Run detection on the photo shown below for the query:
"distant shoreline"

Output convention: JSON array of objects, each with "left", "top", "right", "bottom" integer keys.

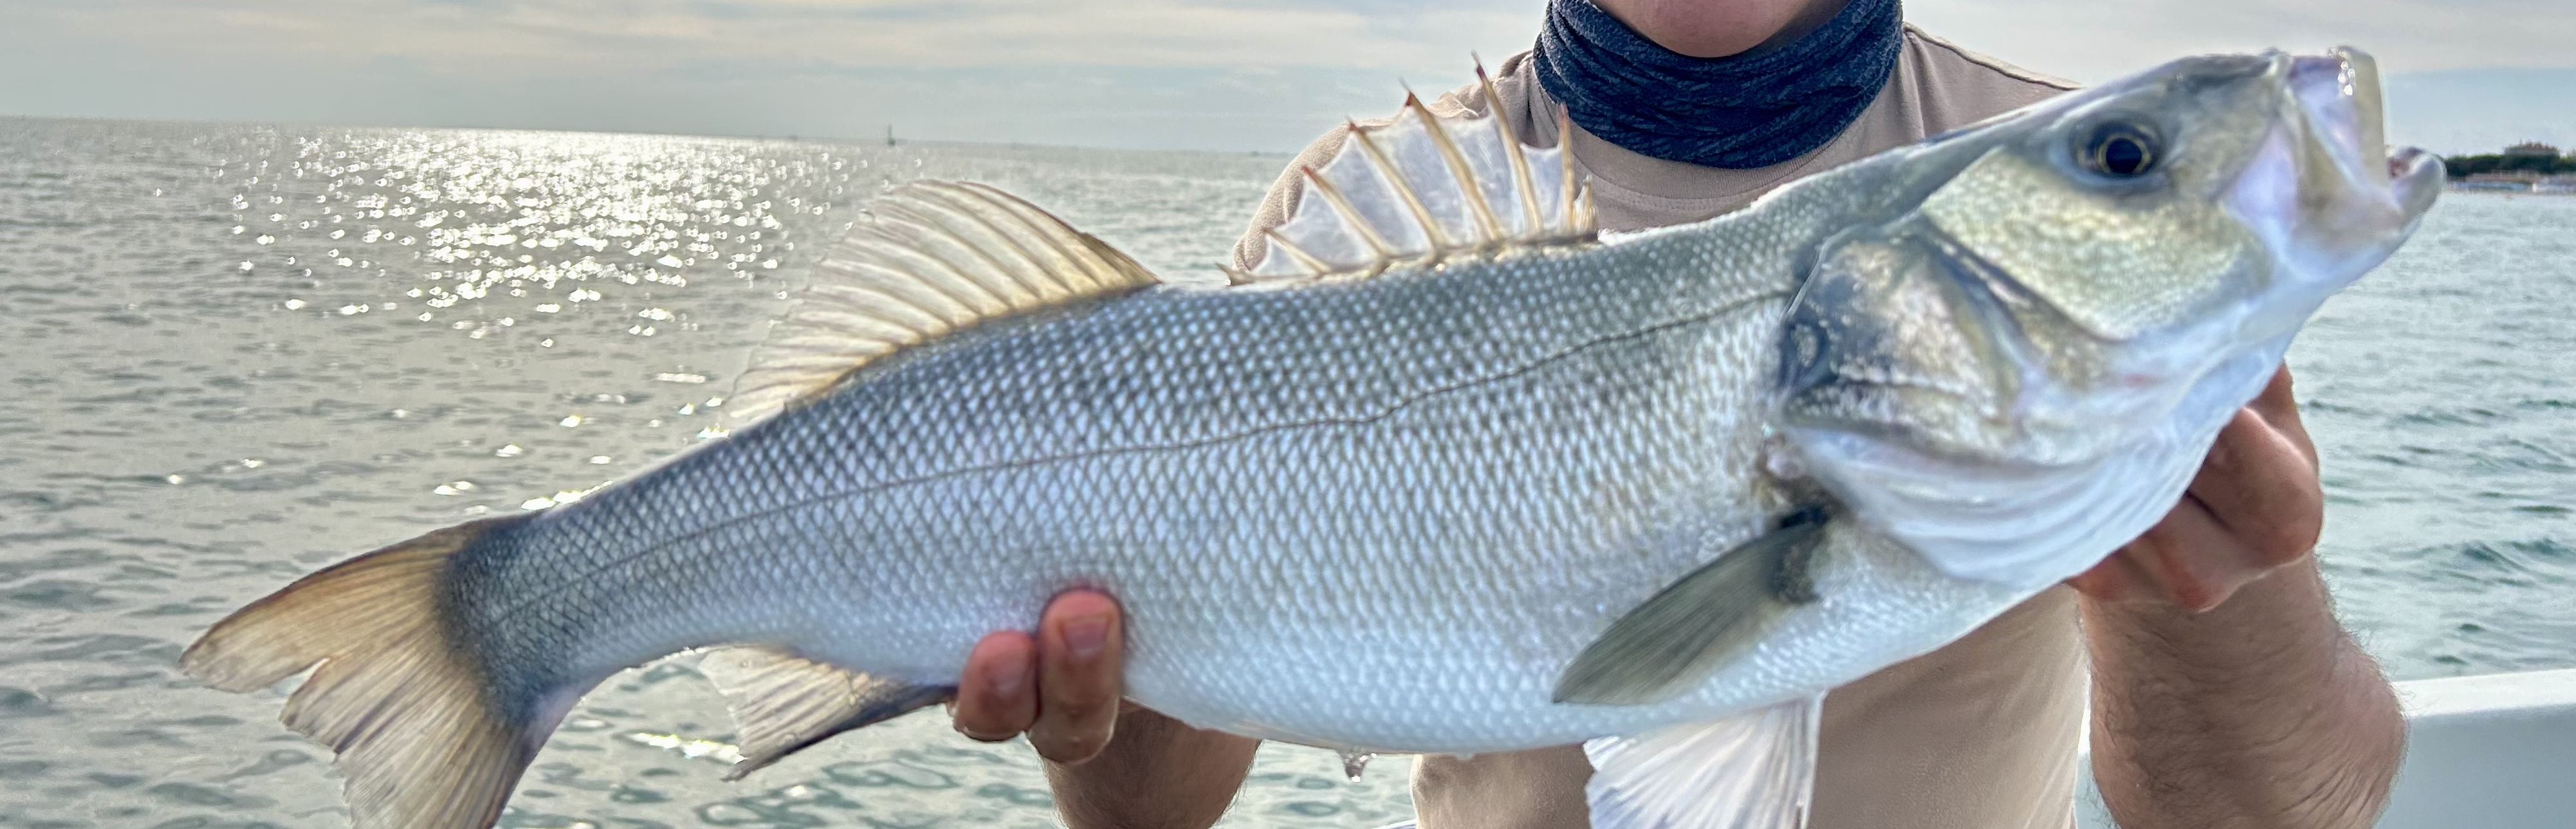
[
  {"left": 2448, "top": 181, "right": 2576, "bottom": 196},
  {"left": 2443, "top": 144, "right": 2573, "bottom": 196}
]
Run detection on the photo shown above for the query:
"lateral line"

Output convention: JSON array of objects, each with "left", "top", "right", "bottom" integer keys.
[{"left": 493, "top": 288, "right": 1795, "bottom": 626}]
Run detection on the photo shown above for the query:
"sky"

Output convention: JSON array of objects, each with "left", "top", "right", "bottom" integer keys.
[{"left": 3, "top": 0, "right": 2571, "bottom": 154}]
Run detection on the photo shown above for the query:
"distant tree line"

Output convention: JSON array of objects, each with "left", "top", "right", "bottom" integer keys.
[{"left": 2443, "top": 153, "right": 2576, "bottom": 178}]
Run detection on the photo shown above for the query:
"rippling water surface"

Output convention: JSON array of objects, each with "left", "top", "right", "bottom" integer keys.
[{"left": 0, "top": 117, "right": 2567, "bottom": 828}]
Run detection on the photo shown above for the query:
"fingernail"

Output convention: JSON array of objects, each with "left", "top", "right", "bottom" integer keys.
[
  {"left": 988, "top": 655, "right": 1028, "bottom": 698},
  {"left": 1063, "top": 614, "right": 1110, "bottom": 661}
]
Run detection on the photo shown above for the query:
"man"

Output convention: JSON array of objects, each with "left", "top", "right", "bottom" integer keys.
[{"left": 945, "top": 1, "right": 2406, "bottom": 827}]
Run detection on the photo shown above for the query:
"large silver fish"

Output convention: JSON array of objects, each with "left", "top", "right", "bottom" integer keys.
[{"left": 183, "top": 47, "right": 2438, "bottom": 829}]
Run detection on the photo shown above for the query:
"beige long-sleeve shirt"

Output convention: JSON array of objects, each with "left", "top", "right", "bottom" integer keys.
[{"left": 1230, "top": 27, "right": 2092, "bottom": 829}]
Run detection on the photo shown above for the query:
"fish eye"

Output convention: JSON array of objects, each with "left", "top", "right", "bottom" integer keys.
[{"left": 2079, "top": 122, "right": 2159, "bottom": 178}]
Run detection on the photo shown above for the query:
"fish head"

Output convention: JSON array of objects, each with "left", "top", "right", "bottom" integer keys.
[{"left": 1772, "top": 47, "right": 2440, "bottom": 588}]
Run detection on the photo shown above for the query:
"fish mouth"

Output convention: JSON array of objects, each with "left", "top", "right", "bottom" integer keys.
[{"left": 2289, "top": 47, "right": 2442, "bottom": 222}]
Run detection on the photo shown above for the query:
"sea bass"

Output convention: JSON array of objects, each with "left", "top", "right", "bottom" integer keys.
[{"left": 184, "top": 48, "right": 2439, "bottom": 829}]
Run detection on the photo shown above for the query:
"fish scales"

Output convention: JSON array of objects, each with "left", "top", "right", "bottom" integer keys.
[{"left": 453, "top": 219, "right": 1829, "bottom": 750}]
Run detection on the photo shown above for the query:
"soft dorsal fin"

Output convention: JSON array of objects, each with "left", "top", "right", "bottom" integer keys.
[
  {"left": 726, "top": 180, "right": 1162, "bottom": 426},
  {"left": 1242, "top": 62, "right": 1598, "bottom": 282}
]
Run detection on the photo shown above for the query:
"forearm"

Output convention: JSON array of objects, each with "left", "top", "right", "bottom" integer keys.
[
  {"left": 1046, "top": 707, "right": 1261, "bottom": 829},
  {"left": 2083, "top": 559, "right": 2403, "bottom": 829}
]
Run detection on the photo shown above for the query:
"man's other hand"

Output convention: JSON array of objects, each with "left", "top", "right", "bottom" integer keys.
[
  {"left": 952, "top": 588, "right": 1128, "bottom": 763},
  {"left": 955, "top": 590, "right": 1258, "bottom": 829},
  {"left": 2071, "top": 364, "right": 2324, "bottom": 611}
]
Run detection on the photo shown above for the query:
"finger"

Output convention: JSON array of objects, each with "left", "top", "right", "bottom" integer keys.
[
  {"left": 952, "top": 630, "right": 1038, "bottom": 742},
  {"left": 2125, "top": 496, "right": 2277, "bottom": 612},
  {"left": 2248, "top": 364, "right": 2313, "bottom": 453},
  {"left": 2242, "top": 365, "right": 2319, "bottom": 475},
  {"left": 2066, "top": 549, "right": 2158, "bottom": 604},
  {"left": 2186, "top": 407, "right": 2324, "bottom": 567},
  {"left": 1028, "top": 589, "right": 1125, "bottom": 765}
]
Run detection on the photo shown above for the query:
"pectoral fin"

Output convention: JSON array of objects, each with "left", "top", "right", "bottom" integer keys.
[
  {"left": 1554, "top": 511, "right": 1828, "bottom": 705},
  {"left": 697, "top": 646, "right": 952, "bottom": 780},
  {"left": 1583, "top": 695, "right": 1824, "bottom": 829}
]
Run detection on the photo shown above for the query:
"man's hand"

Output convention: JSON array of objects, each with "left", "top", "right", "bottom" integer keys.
[
  {"left": 2069, "top": 365, "right": 2324, "bottom": 610},
  {"left": 952, "top": 590, "right": 1259, "bottom": 829},
  {"left": 952, "top": 589, "right": 1129, "bottom": 763},
  {"left": 2072, "top": 363, "right": 2402, "bottom": 829}
]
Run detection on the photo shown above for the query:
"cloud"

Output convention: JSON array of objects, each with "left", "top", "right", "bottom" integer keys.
[
  {"left": 2386, "top": 68, "right": 2576, "bottom": 154},
  {"left": 1, "top": 0, "right": 2568, "bottom": 152},
  {"left": 14, "top": 0, "right": 1542, "bottom": 77},
  {"left": 25, "top": 0, "right": 2554, "bottom": 80},
  {"left": 1909, "top": 0, "right": 2576, "bottom": 80}
]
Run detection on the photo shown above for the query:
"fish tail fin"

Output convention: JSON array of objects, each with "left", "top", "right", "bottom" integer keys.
[{"left": 181, "top": 515, "right": 551, "bottom": 829}]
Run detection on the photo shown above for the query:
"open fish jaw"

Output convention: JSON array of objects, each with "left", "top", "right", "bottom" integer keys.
[{"left": 1774, "top": 46, "right": 2437, "bottom": 588}]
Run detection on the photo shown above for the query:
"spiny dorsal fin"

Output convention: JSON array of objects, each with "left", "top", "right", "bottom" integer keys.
[
  {"left": 698, "top": 646, "right": 953, "bottom": 780},
  {"left": 728, "top": 181, "right": 1161, "bottom": 426},
  {"left": 1242, "top": 60, "right": 1597, "bottom": 282}
]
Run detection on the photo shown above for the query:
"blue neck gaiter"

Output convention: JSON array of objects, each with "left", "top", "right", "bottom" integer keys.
[{"left": 1532, "top": 0, "right": 1904, "bottom": 169}]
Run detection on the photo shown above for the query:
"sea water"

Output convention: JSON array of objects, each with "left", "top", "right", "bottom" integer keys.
[{"left": 0, "top": 118, "right": 2566, "bottom": 828}]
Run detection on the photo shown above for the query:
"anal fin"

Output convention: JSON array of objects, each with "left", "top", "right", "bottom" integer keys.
[
  {"left": 697, "top": 646, "right": 953, "bottom": 780},
  {"left": 1584, "top": 695, "right": 1823, "bottom": 829},
  {"left": 1554, "top": 510, "right": 1830, "bottom": 705}
]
